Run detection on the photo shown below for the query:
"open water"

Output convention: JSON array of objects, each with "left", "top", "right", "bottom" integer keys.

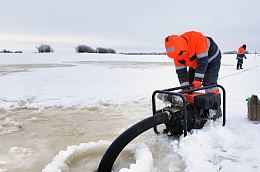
[{"left": 0, "top": 62, "right": 184, "bottom": 172}]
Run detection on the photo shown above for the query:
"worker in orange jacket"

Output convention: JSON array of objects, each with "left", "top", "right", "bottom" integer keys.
[
  {"left": 165, "top": 31, "right": 221, "bottom": 94},
  {"left": 236, "top": 44, "right": 247, "bottom": 70}
]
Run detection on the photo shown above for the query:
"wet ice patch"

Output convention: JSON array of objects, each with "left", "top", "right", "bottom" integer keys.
[
  {"left": 0, "top": 161, "right": 8, "bottom": 172},
  {"left": 9, "top": 147, "right": 33, "bottom": 158},
  {"left": 2, "top": 117, "right": 19, "bottom": 126},
  {"left": 0, "top": 117, "right": 22, "bottom": 135},
  {"left": 119, "top": 142, "right": 155, "bottom": 172},
  {"left": 0, "top": 147, "right": 33, "bottom": 170},
  {"left": 43, "top": 140, "right": 111, "bottom": 172},
  {"left": 26, "top": 116, "right": 47, "bottom": 122},
  {"left": 0, "top": 126, "right": 3, "bottom": 132},
  {"left": 43, "top": 141, "right": 155, "bottom": 172}
]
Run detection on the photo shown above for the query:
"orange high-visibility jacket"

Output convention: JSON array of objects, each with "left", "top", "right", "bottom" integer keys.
[
  {"left": 174, "top": 31, "right": 208, "bottom": 69},
  {"left": 238, "top": 47, "right": 245, "bottom": 54},
  {"left": 165, "top": 31, "right": 220, "bottom": 86},
  {"left": 236, "top": 46, "right": 246, "bottom": 61}
]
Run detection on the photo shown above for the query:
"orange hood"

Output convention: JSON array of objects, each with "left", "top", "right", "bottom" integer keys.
[{"left": 165, "top": 35, "right": 188, "bottom": 64}]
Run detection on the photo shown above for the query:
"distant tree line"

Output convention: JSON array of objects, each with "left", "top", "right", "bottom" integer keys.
[
  {"left": 75, "top": 45, "right": 96, "bottom": 53},
  {"left": 120, "top": 52, "right": 166, "bottom": 55},
  {"left": 0, "top": 44, "right": 117, "bottom": 54},
  {"left": 96, "top": 47, "right": 116, "bottom": 53},
  {"left": 0, "top": 49, "right": 22, "bottom": 53},
  {"left": 35, "top": 44, "right": 117, "bottom": 54},
  {"left": 222, "top": 50, "right": 237, "bottom": 54},
  {"left": 223, "top": 50, "right": 250, "bottom": 54},
  {"left": 75, "top": 45, "right": 116, "bottom": 54}
]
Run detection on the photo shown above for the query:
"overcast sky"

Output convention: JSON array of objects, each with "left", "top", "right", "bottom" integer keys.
[{"left": 0, "top": 0, "right": 260, "bottom": 53}]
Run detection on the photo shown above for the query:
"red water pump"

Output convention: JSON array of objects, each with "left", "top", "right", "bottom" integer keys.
[{"left": 152, "top": 84, "right": 226, "bottom": 136}]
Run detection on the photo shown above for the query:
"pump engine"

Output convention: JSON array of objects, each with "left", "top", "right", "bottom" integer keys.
[
  {"left": 157, "top": 92, "right": 222, "bottom": 135},
  {"left": 152, "top": 85, "right": 225, "bottom": 136}
]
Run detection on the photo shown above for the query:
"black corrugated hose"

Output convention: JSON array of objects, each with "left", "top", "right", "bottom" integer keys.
[{"left": 97, "top": 112, "right": 170, "bottom": 172}]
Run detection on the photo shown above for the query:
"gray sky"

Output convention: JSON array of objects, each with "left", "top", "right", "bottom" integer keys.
[{"left": 0, "top": 0, "right": 260, "bottom": 53}]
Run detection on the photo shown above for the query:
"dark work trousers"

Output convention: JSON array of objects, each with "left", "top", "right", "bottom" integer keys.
[
  {"left": 237, "top": 59, "right": 243, "bottom": 69},
  {"left": 188, "top": 54, "right": 221, "bottom": 86}
]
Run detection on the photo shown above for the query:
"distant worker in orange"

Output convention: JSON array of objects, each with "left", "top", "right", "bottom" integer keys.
[
  {"left": 165, "top": 31, "right": 221, "bottom": 94},
  {"left": 236, "top": 44, "right": 247, "bottom": 70}
]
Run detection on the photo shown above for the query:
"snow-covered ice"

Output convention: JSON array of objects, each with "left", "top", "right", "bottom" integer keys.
[{"left": 0, "top": 52, "right": 260, "bottom": 172}]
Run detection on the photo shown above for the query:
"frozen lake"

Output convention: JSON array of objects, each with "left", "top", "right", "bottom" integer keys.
[{"left": 0, "top": 53, "right": 260, "bottom": 172}]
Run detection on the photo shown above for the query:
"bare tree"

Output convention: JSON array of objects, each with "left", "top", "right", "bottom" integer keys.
[
  {"left": 75, "top": 45, "right": 96, "bottom": 53},
  {"left": 96, "top": 47, "right": 116, "bottom": 53},
  {"left": 36, "top": 44, "right": 54, "bottom": 53}
]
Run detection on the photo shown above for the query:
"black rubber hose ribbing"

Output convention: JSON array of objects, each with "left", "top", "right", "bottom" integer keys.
[{"left": 97, "top": 112, "right": 170, "bottom": 172}]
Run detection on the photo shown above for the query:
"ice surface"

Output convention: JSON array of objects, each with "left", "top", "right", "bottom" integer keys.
[{"left": 0, "top": 53, "right": 260, "bottom": 172}]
